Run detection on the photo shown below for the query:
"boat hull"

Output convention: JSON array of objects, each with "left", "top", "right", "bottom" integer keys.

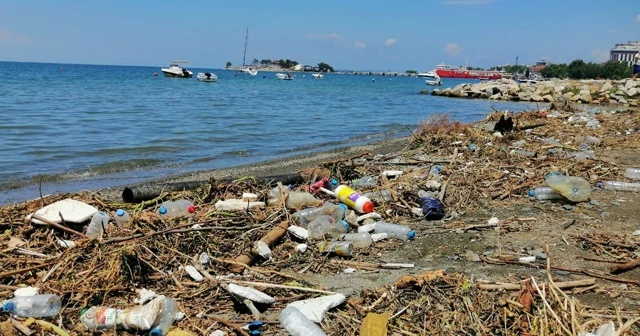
[
  {"left": 162, "top": 70, "right": 193, "bottom": 78},
  {"left": 435, "top": 69, "right": 501, "bottom": 80}
]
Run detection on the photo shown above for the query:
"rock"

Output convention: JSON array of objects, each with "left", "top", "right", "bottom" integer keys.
[
  {"left": 570, "top": 94, "right": 581, "bottom": 102},
  {"left": 489, "top": 93, "right": 501, "bottom": 100},
  {"left": 630, "top": 100, "right": 638, "bottom": 107},
  {"left": 530, "top": 94, "right": 543, "bottom": 102},
  {"left": 463, "top": 250, "right": 481, "bottom": 262},
  {"left": 563, "top": 92, "right": 574, "bottom": 100},
  {"left": 579, "top": 93, "right": 592, "bottom": 103},
  {"left": 625, "top": 79, "right": 640, "bottom": 89},
  {"left": 542, "top": 95, "right": 554, "bottom": 102},
  {"left": 517, "top": 92, "right": 531, "bottom": 101},
  {"left": 600, "top": 81, "right": 613, "bottom": 92},
  {"left": 618, "top": 98, "right": 628, "bottom": 104},
  {"left": 507, "top": 85, "right": 519, "bottom": 95},
  {"left": 431, "top": 89, "right": 441, "bottom": 96},
  {"left": 627, "top": 87, "right": 638, "bottom": 97},
  {"left": 562, "top": 204, "right": 574, "bottom": 210}
]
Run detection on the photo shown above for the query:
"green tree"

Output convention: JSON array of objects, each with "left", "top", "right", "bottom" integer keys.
[
  {"left": 260, "top": 59, "right": 272, "bottom": 66},
  {"left": 277, "top": 59, "right": 299, "bottom": 69},
  {"left": 318, "top": 62, "right": 334, "bottom": 72},
  {"left": 225, "top": 61, "right": 232, "bottom": 68},
  {"left": 251, "top": 58, "right": 259, "bottom": 66},
  {"left": 541, "top": 64, "right": 569, "bottom": 79}
]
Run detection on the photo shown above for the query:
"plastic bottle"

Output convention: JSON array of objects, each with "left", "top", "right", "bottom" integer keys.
[
  {"left": 334, "top": 185, "right": 374, "bottom": 213},
  {"left": 149, "top": 298, "right": 179, "bottom": 336},
  {"left": 157, "top": 200, "right": 196, "bottom": 218},
  {"left": 429, "top": 166, "right": 442, "bottom": 179},
  {"left": 351, "top": 175, "right": 377, "bottom": 188},
  {"left": 267, "top": 185, "right": 290, "bottom": 206},
  {"left": 528, "top": 187, "right": 562, "bottom": 200},
  {"left": 625, "top": 168, "right": 640, "bottom": 180},
  {"left": 373, "top": 222, "right": 415, "bottom": 240},
  {"left": 600, "top": 181, "right": 640, "bottom": 192},
  {"left": 114, "top": 209, "right": 130, "bottom": 226},
  {"left": 340, "top": 232, "right": 373, "bottom": 248},
  {"left": 86, "top": 211, "right": 110, "bottom": 238},
  {"left": 1, "top": 294, "right": 61, "bottom": 317},
  {"left": 363, "top": 190, "right": 393, "bottom": 203},
  {"left": 286, "top": 191, "right": 322, "bottom": 209},
  {"left": 317, "top": 241, "right": 353, "bottom": 256},
  {"left": 545, "top": 172, "right": 591, "bottom": 202},
  {"left": 307, "top": 216, "right": 350, "bottom": 239},
  {"left": 279, "top": 306, "right": 327, "bottom": 336},
  {"left": 417, "top": 197, "right": 445, "bottom": 220},
  {"left": 291, "top": 203, "right": 347, "bottom": 227}
]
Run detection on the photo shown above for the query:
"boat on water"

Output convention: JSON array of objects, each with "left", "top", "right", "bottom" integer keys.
[
  {"left": 418, "top": 71, "right": 442, "bottom": 86},
  {"left": 239, "top": 27, "right": 258, "bottom": 76},
  {"left": 434, "top": 64, "right": 501, "bottom": 80},
  {"left": 161, "top": 60, "right": 193, "bottom": 78},
  {"left": 276, "top": 73, "right": 294, "bottom": 80},
  {"left": 312, "top": 73, "right": 324, "bottom": 79},
  {"left": 196, "top": 72, "right": 218, "bottom": 82}
]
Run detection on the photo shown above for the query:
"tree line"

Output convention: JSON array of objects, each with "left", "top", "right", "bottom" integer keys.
[
  {"left": 225, "top": 59, "right": 334, "bottom": 72},
  {"left": 540, "top": 60, "right": 632, "bottom": 80}
]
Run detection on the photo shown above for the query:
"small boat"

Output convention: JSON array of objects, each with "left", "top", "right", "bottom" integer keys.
[
  {"left": 240, "top": 68, "right": 258, "bottom": 76},
  {"left": 161, "top": 60, "right": 193, "bottom": 78},
  {"left": 312, "top": 73, "right": 324, "bottom": 79},
  {"left": 197, "top": 72, "right": 218, "bottom": 82},
  {"left": 239, "top": 27, "right": 258, "bottom": 76},
  {"left": 276, "top": 73, "right": 294, "bottom": 80},
  {"left": 420, "top": 71, "right": 442, "bottom": 86}
]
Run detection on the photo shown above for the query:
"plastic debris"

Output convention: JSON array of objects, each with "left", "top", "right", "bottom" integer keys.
[
  {"left": 183, "top": 265, "right": 204, "bottom": 282},
  {"left": 287, "top": 294, "right": 346, "bottom": 323},
  {"left": 27, "top": 198, "right": 98, "bottom": 224}
]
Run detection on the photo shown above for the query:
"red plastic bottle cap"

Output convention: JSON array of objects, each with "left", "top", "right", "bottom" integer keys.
[
  {"left": 187, "top": 205, "right": 196, "bottom": 214},
  {"left": 362, "top": 202, "right": 374, "bottom": 214}
]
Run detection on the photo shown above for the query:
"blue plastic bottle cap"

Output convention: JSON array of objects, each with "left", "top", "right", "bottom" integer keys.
[
  {"left": 248, "top": 321, "right": 264, "bottom": 330},
  {"left": 2, "top": 301, "right": 14, "bottom": 312},
  {"left": 159, "top": 206, "right": 168, "bottom": 214},
  {"left": 149, "top": 328, "right": 162, "bottom": 336},
  {"left": 116, "top": 209, "right": 125, "bottom": 216},
  {"left": 250, "top": 331, "right": 261, "bottom": 336},
  {"left": 528, "top": 190, "right": 535, "bottom": 197},
  {"left": 341, "top": 220, "right": 350, "bottom": 231},
  {"left": 337, "top": 203, "right": 348, "bottom": 211},
  {"left": 407, "top": 230, "right": 416, "bottom": 240}
]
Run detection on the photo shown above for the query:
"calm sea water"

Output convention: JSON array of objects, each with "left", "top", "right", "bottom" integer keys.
[{"left": 0, "top": 61, "right": 542, "bottom": 204}]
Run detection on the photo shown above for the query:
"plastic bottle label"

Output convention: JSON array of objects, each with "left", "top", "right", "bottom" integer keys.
[
  {"left": 336, "top": 186, "right": 360, "bottom": 209},
  {"left": 82, "top": 307, "right": 119, "bottom": 329}
]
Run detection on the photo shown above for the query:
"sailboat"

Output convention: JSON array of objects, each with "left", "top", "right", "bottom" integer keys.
[{"left": 239, "top": 27, "right": 258, "bottom": 76}]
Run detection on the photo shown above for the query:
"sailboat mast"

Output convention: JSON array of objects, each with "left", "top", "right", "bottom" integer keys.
[{"left": 242, "top": 27, "right": 249, "bottom": 67}]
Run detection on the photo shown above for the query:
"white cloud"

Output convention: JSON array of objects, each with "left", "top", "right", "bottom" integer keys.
[
  {"left": 384, "top": 38, "right": 396, "bottom": 46},
  {"left": 307, "top": 33, "right": 343, "bottom": 41},
  {"left": 442, "top": 0, "right": 497, "bottom": 6},
  {"left": 354, "top": 42, "right": 366, "bottom": 49},
  {"left": 591, "top": 49, "right": 609, "bottom": 62},
  {"left": 443, "top": 43, "right": 463, "bottom": 57},
  {"left": 0, "top": 29, "right": 31, "bottom": 46},
  {"left": 636, "top": 14, "right": 640, "bottom": 23}
]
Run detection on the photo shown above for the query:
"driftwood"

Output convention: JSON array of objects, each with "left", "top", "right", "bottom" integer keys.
[
  {"left": 610, "top": 258, "right": 640, "bottom": 275},
  {"left": 229, "top": 221, "right": 290, "bottom": 273},
  {"left": 122, "top": 173, "right": 306, "bottom": 203},
  {"left": 479, "top": 278, "right": 595, "bottom": 291}
]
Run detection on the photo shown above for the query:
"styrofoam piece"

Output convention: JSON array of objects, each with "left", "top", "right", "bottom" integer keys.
[
  {"left": 343, "top": 268, "right": 356, "bottom": 273},
  {"left": 288, "top": 225, "right": 309, "bottom": 240},
  {"left": 356, "top": 213, "right": 382, "bottom": 223},
  {"left": 28, "top": 198, "right": 98, "bottom": 224},
  {"left": 242, "top": 193, "right": 258, "bottom": 201},
  {"left": 134, "top": 288, "right": 157, "bottom": 304},
  {"left": 227, "top": 283, "right": 275, "bottom": 304},
  {"left": 14, "top": 286, "right": 39, "bottom": 297},
  {"left": 370, "top": 233, "right": 388, "bottom": 242},
  {"left": 296, "top": 244, "right": 308, "bottom": 253},
  {"left": 518, "top": 256, "right": 536, "bottom": 263},
  {"left": 256, "top": 241, "right": 272, "bottom": 259},
  {"left": 210, "top": 331, "right": 228, "bottom": 336},
  {"left": 381, "top": 170, "right": 404, "bottom": 178},
  {"left": 184, "top": 265, "right": 204, "bottom": 282},
  {"left": 487, "top": 217, "right": 500, "bottom": 225},
  {"left": 287, "top": 293, "right": 346, "bottom": 323},
  {"left": 357, "top": 223, "right": 376, "bottom": 233},
  {"left": 215, "top": 199, "right": 266, "bottom": 211},
  {"left": 57, "top": 239, "right": 77, "bottom": 249}
]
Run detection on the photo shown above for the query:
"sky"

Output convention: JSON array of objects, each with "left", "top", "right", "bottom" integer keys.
[{"left": 0, "top": 0, "right": 639, "bottom": 71}]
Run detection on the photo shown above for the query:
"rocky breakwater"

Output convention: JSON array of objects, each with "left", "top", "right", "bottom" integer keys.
[{"left": 431, "top": 78, "right": 640, "bottom": 106}]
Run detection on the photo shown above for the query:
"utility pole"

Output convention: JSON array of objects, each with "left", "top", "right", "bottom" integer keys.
[{"left": 515, "top": 56, "right": 519, "bottom": 77}]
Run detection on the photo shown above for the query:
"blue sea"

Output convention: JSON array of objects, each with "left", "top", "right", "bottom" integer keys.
[{"left": 0, "top": 61, "right": 542, "bottom": 204}]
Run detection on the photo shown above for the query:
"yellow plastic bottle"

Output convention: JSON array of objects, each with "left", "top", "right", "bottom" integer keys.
[{"left": 334, "top": 185, "right": 374, "bottom": 213}]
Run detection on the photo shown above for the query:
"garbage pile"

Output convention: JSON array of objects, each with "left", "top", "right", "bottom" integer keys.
[{"left": 1, "top": 106, "right": 640, "bottom": 335}]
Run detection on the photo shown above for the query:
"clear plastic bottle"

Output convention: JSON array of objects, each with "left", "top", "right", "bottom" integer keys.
[
  {"left": 157, "top": 200, "right": 196, "bottom": 218},
  {"left": 317, "top": 241, "right": 353, "bottom": 256},
  {"left": 624, "top": 168, "right": 640, "bottom": 180},
  {"left": 363, "top": 190, "right": 393, "bottom": 203},
  {"left": 351, "top": 175, "right": 377, "bottom": 188},
  {"left": 340, "top": 232, "right": 373, "bottom": 248},
  {"left": 601, "top": 181, "right": 640, "bottom": 192},
  {"left": 545, "top": 172, "right": 591, "bottom": 202},
  {"left": 149, "top": 298, "right": 179, "bottom": 336},
  {"left": 286, "top": 191, "right": 322, "bottom": 209},
  {"left": 291, "top": 203, "right": 347, "bottom": 227},
  {"left": 86, "top": 211, "right": 110, "bottom": 238},
  {"left": 373, "top": 222, "right": 415, "bottom": 240},
  {"left": 1, "top": 294, "right": 61, "bottom": 317},
  {"left": 267, "top": 185, "right": 290, "bottom": 206},
  {"left": 307, "top": 216, "right": 350, "bottom": 239},
  {"left": 114, "top": 209, "right": 131, "bottom": 226},
  {"left": 279, "top": 306, "right": 327, "bottom": 336},
  {"left": 528, "top": 187, "right": 562, "bottom": 200}
]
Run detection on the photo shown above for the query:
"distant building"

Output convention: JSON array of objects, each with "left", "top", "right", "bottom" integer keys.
[
  {"left": 610, "top": 41, "right": 640, "bottom": 66},
  {"left": 303, "top": 65, "right": 314, "bottom": 72},
  {"left": 530, "top": 59, "right": 548, "bottom": 72}
]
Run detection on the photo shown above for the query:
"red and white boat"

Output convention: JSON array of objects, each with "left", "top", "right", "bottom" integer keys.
[{"left": 433, "top": 64, "right": 501, "bottom": 80}]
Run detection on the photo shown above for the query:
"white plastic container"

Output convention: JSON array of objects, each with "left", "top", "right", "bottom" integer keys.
[
  {"left": 373, "top": 222, "right": 415, "bottom": 240},
  {"left": 340, "top": 232, "right": 373, "bottom": 248},
  {"left": 279, "top": 306, "right": 326, "bottom": 336},
  {"left": 624, "top": 168, "right": 640, "bottom": 180},
  {"left": 307, "top": 216, "right": 350, "bottom": 239},
  {"left": 114, "top": 209, "right": 131, "bottom": 226},
  {"left": 601, "top": 181, "right": 640, "bottom": 192},
  {"left": 1, "top": 294, "right": 61, "bottom": 317},
  {"left": 86, "top": 211, "right": 110, "bottom": 238},
  {"left": 334, "top": 185, "right": 374, "bottom": 213},
  {"left": 149, "top": 298, "right": 179, "bottom": 336},
  {"left": 528, "top": 187, "right": 562, "bottom": 200}
]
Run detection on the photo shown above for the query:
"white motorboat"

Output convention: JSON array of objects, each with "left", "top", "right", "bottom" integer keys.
[
  {"left": 197, "top": 72, "right": 218, "bottom": 82},
  {"left": 419, "top": 71, "right": 442, "bottom": 86},
  {"left": 240, "top": 68, "right": 258, "bottom": 76},
  {"left": 312, "top": 73, "right": 324, "bottom": 79},
  {"left": 161, "top": 60, "right": 193, "bottom": 78},
  {"left": 276, "top": 73, "right": 294, "bottom": 80}
]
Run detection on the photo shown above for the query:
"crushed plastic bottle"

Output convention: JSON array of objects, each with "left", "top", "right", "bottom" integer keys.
[
  {"left": 267, "top": 185, "right": 290, "bottom": 206},
  {"left": 545, "top": 172, "right": 591, "bottom": 202},
  {"left": 1, "top": 294, "right": 61, "bottom": 317},
  {"left": 600, "top": 181, "right": 640, "bottom": 192},
  {"left": 351, "top": 175, "right": 377, "bottom": 188},
  {"left": 81, "top": 296, "right": 164, "bottom": 331},
  {"left": 291, "top": 203, "right": 347, "bottom": 227},
  {"left": 279, "top": 306, "right": 327, "bottom": 336},
  {"left": 340, "top": 232, "right": 373, "bottom": 248},
  {"left": 417, "top": 197, "right": 445, "bottom": 220},
  {"left": 286, "top": 191, "right": 323, "bottom": 209},
  {"left": 363, "top": 190, "right": 394, "bottom": 203},
  {"left": 317, "top": 241, "right": 353, "bottom": 256},
  {"left": 429, "top": 166, "right": 442, "bottom": 179},
  {"left": 373, "top": 222, "right": 415, "bottom": 240},
  {"left": 157, "top": 200, "right": 196, "bottom": 219},
  {"left": 149, "top": 297, "right": 179, "bottom": 336},
  {"left": 307, "top": 216, "right": 350, "bottom": 239},
  {"left": 529, "top": 187, "right": 562, "bottom": 200},
  {"left": 86, "top": 211, "right": 110, "bottom": 238},
  {"left": 624, "top": 168, "right": 640, "bottom": 180},
  {"left": 114, "top": 209, "right": 130, "bottom": 226}
]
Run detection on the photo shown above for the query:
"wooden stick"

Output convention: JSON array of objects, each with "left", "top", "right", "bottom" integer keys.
[
  {"left": 11, "top": 319, "right": 34, "bottom": 336},
  {"left": 478, "top": 278, "right": 595, "bottom": 291},
  {"left": 610, "top": 259, "right": 640, "bottom": 275},
  {"left": 208, "top": 315, "right": 250, "bottom": 336},
  {"left": 30, "top": 214, "right": 89, "bottom": 239},
  {"left": 0, "top": 284, "right": 20, "bottom": 290},
  {"left": 439, "top": 147, "right": 459, "bottom": 202},
  {"left": 229, "top": 221, "right": 289, "bottom": 273},
  {"left": 0, "top": 262, "right": 54, "bottom": 279},
  {"left": 102, "top": 219, "right": 252, "bottom": 244}
]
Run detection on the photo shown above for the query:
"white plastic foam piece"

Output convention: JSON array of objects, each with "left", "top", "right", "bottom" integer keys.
[
  {"left": 28, "top": 198, "right": 98, "bottom": 224},
  {"left": 227, "top": 283, "right": 275, "bottom": 304},
  {"left": 287, "top": 294, "right": 346, "bottom": 323},
  {"left": 288, "top": 225, "right": 309, "bottom": 240},
  {"left": 184, "top": 265, "right": 204, "bottom": 282}
]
